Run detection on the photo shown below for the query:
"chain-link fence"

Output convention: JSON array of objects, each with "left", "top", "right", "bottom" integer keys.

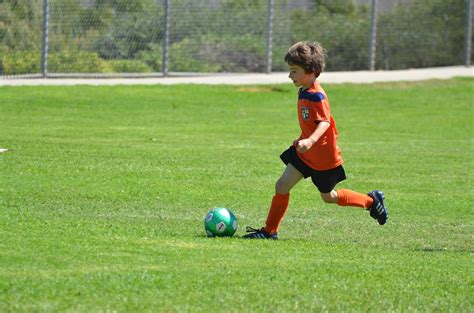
[{"left": 1, "top": 0, "right": 472, "bottom": 78}]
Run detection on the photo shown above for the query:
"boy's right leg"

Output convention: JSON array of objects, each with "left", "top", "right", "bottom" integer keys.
[
  {"left": 243, "top": 164, "right": 303, "bottom": 239},
  {"left": 366, "top": 190, "right": 388, "bottom": 225},
  {"left": 336, "top": 189, "right": 388, "bottom": 225}
]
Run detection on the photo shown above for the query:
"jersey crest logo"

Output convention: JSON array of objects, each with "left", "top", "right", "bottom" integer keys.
[{"left": 301, "top": 107, "right": 310, "bottom": 120}]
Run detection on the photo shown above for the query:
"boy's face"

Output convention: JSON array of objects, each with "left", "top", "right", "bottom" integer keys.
[{"left": 288, "top": 64, "right": 316, "bottom": 89}]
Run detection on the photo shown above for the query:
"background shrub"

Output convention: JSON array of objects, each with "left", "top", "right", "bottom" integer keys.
[
  {"left": 1, "top": 51, "right": 40, "bottom": 75},
  {"left": 108, "top": 60, "right": 152, "bottom": 73},
  {"left": 48, "top": 51, "right": 112, "bottom": 73}
]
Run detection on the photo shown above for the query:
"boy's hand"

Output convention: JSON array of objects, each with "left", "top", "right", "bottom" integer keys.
[{"left": 296, "top": 138, "right": 315, "bottom": 153}]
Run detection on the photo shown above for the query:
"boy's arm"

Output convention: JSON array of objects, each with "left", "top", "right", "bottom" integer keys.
[{"left": 296, "top": 121, "right": 330, "bottom": 153}]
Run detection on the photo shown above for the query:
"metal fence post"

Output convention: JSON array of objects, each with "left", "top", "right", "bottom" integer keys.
[
  {"left": 41, "top": 0, "right": 49, "bottom": 78},
  {"left": 465, "top": 0, "right": 472, "bottom": 67},
  {"left": 368, "top": 0, "right": 378, "bottom": 71},
  {"left": 266, "top": 0, "right": 274, "bottom": 74},
  {"left": 162, "top": 0, "right": 170, "bottom": 77}
]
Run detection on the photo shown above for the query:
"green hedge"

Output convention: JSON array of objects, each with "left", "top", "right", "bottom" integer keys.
[
  {"left": 48, "top": 51, "right": 112, "bottom": 73},
  {"left": 108, "top": 60, "right": 152, "bottom": 73},
  {"left": 1, "top": 50, "right": 154, "bottom": 75},
  {"left": 1, "top": 51, "right": 40, "bottom": 75}
]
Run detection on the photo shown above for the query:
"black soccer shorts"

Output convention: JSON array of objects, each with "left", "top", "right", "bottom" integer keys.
[{"left": 280, "top": 145, "right": 346, "bottom": 193}]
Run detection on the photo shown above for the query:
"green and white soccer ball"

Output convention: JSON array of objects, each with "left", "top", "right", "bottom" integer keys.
[{"left": 204, "top": 207, "right": 238, "bottom": 237}]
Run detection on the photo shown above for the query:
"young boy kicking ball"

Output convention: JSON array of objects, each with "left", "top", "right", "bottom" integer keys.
[{"left": 243, "top": 41, "right": 388, "bottom": 240}]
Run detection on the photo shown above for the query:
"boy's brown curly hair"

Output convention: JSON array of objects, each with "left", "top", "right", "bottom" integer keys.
[{"left": 284, "top": 41, "right": 326, "bottom": 77}]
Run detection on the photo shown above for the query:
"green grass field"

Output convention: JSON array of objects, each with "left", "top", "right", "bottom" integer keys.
[{"left": 0, "top": 78, "right": 472, "bottom": 312}]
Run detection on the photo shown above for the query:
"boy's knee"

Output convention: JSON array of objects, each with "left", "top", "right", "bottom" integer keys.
[
  {"left": 275, "top": 179, "right": 290, "bottom": 194},
  {"left": 320, "top": 191, "right": 337, "bottom": 204}
]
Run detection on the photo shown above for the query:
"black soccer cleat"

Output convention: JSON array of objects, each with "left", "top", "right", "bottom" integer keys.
[
  {"left": 367, "top": 190, "right": 388, "bottom": 225},
  {"left": 242, "top": 226, "right": 278, "bottom": 240}
]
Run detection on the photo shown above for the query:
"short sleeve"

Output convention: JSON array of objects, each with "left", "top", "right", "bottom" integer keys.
[
  {"left": 299, "top": 91, "right": 330, "bottom": 123},
  {"left": 312, "top": 97, "right": 331, "bottom": 122}
]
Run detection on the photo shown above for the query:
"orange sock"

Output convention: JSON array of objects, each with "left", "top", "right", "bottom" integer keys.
[
  {"left": 264, "top": 193, "right": 290, "bottom": 234},
  {"left": 337, "top": 189, "right": 373, "bottom": 209}
]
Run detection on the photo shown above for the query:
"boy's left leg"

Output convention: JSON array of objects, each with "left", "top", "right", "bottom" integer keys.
[
  {"left": 264, "top": 163, "right": 304, "bottom": 234},
  {"left": 243, "top": 163, "right": 303, "bottom": 239}
]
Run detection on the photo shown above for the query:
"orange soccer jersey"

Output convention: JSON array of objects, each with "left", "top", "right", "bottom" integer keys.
[{"left": 296, "top": 81, "right": 343, "bottom": 171}]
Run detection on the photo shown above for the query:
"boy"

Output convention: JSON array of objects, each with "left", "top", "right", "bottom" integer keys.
[{"left": 243, "top": 41, "right": 388, "bottom": 240}]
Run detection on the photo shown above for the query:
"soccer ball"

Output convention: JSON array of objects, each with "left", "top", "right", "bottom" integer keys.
[{"left": 204, "top": 207, "right": 238, "bottom": 237}]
